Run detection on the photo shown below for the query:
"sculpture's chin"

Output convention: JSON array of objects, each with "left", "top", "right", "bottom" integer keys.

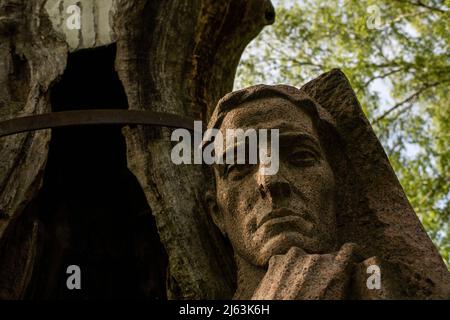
[{"left": 255, "top": 232, "right": 311, "bottom": 266}]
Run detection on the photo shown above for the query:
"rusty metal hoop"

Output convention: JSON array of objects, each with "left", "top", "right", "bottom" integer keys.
[{"left": 0, "top": 109, "right": 196, "bottom": 137}]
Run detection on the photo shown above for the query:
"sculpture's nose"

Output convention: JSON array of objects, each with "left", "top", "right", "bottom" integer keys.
[{"left": 257, "top": 170, "right": 291, "bottom": 199}]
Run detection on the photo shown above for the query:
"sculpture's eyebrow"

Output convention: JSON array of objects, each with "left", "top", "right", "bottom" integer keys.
[
  {"left": 217, "top": 139, "right": 256, "bottom": 164},
  {"left": 214, "top": 131, "right": 321, "bottom": 163},
  {"left": 279, "top": 131, "right": 320, "bottom": 147},
  {"left": 279, "top": 131, "right": 323, "bottom": 157}
]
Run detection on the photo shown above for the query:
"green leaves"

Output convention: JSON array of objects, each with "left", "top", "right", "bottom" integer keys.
[{"left": 236, "top": 0, "right": 450, "bottom": 268}]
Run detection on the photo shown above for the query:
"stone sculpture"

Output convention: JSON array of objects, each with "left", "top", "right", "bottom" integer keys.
[{"left": 203, "top": 70, "right": 450, "bottom": 299}]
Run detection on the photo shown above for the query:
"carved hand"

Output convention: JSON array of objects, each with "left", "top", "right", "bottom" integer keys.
[{"left": 252, "top": 243, "right": 361, "bottom": 300}]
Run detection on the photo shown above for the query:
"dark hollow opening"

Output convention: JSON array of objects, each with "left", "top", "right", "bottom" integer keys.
[{"left": 25, "top": 44, "right": 167, "bottom": 300}]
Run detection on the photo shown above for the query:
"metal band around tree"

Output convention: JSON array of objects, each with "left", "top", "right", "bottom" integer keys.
[{"left": 0, "top": 109, "right": 196, "bottom": 137}]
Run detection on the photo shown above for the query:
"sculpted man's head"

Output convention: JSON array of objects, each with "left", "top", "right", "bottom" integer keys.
[{"left": 205, "top": 85, "right": 338, "bottom": 268}]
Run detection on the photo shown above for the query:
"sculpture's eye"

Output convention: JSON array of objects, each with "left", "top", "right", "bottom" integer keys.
[
  {"left": 224, "top": 163, "right": 255, "bottom": 180},
  {"left": 289, "top": 150, "right": 319, "bottom": 167}
]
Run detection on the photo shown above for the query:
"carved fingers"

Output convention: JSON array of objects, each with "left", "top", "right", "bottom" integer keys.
[{"left": 252, "top": 243, "right": 362, "bottom": 300}]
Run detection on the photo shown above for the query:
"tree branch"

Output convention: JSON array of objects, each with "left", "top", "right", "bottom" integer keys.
[
  {"left": 265, "top": 42, "right": 325, "bottom": 69},
  {"left": 374, "top": 81, "right": 441, "bottom": 123},
  {"left": 361, "top": 67, "right": 405, "bottom": 89},
  {"left": 394, "top": 0, "right": 448, "bottom": 13}
]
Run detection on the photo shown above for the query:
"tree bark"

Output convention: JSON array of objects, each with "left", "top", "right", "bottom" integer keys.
[
  {"left": 0, "top": 0, "right": 274, "bottom": 299},
  {"left": 0, "top": 0, "right": 68, "bottom": 299}
]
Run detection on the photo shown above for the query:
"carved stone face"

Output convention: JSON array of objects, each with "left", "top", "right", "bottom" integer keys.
[{"left": 211, "top": 97, "right": 337, "bottom": 267}]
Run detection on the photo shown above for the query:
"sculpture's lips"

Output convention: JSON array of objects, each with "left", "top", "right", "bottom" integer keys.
[{"left": 257, "top": 208, "right": 306, "bottom": 230}]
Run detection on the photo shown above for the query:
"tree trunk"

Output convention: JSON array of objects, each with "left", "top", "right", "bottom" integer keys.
[{"left": 0, "top": 0, "right": 274, "bottom": 299}]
